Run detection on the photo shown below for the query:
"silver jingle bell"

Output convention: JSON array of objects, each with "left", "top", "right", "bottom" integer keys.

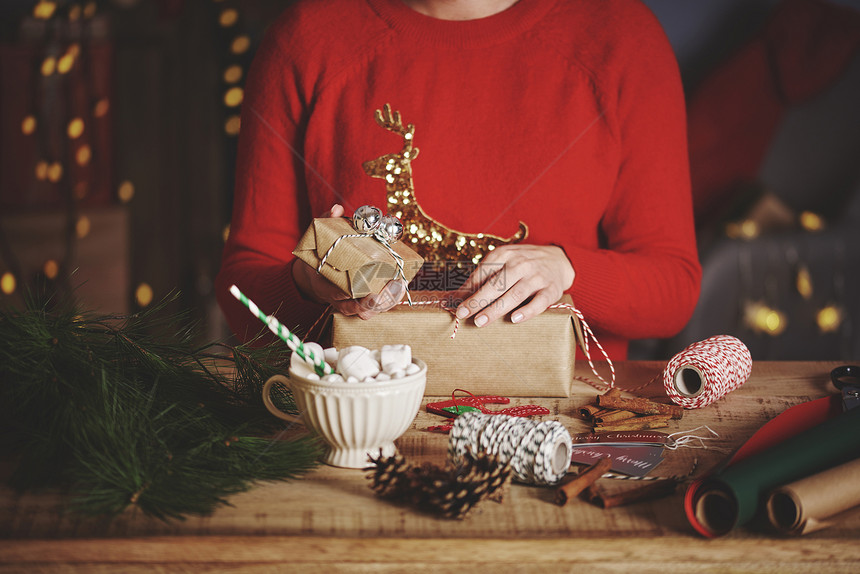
[
  {"left": 353, "top": 205, "right": 382, "bottom": 233},
  {"left": 375, "top": 214, "right": 403, "bottom": 244}
]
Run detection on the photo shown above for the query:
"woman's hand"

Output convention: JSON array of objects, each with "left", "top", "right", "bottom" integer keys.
[
  {"left": 292, "top": 204, "right": 406, "bottom": 319},
  {"left": 453, "top": 244, "right": 575, "bottom": 327}
]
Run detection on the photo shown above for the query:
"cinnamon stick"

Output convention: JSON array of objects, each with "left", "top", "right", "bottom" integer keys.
[
  {"left": 597, "top": 391, "right": 683, "bottom": 420},
  {"left": 555, "top": 456, "right": 612, "bottom": 506},
  {"left": 593, "top": 414, "right": 672, "bottom": 431},
  {"left": 579, "top": 404, "right": 602, "bottom": 419},
  {"left": 584, "top": 478, "right": 679, "bottom": 509},
  {"left": 593, "top": 410, "right": 636, "bottom": 424}
]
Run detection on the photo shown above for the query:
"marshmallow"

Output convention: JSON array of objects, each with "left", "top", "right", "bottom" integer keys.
[
  {"left": 323, "top": 347, "right": 339, "bottom": 365},
  {"left": 337, "top": 346, "right": 368, "bottom": 360},
  {"left": 306, "top": 373, "right": 320, "bottom": 381},
  {"left": 390, "top": 369, "right": 406, "bottom": 379},
  {"left": 381, "top": 344, "right": 412, "bottom": 375},
  {"left": 291, "top": 341, "right": 327, "bottom": 374},
  {"left": 375, "top": 372, "right": 391, "bottom": 381},
  {"left": 346, "top": 376, "right": 359, "bottom": 383},
  {"left": 322, "top": 373, "right": 345, "bottom": 383},
  {"left": 405, "top": 362, "right": 421, "bottom": 376},
  {"left": 337, "top": 346, "right": 381, "bottom": 380}
]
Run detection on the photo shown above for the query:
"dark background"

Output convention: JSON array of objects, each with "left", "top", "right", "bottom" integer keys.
[{"left": 1, "top": 0, "right": 859, "bottom": 359}]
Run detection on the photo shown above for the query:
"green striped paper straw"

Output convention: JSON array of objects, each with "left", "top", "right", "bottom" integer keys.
[{"left": 229, "top": 285, "right": 333, "bottom": 376}]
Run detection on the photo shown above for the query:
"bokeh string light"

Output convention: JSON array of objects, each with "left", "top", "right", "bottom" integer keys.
[{"left": 2, "top": 0, "right": 109, "bottom": 300}]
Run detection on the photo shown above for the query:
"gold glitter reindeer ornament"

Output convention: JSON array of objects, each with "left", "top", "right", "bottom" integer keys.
[{"left": 363, "top": 104, "right": 528, "bottom": 265}]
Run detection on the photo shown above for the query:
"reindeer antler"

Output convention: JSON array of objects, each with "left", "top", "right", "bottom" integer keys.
[{"left": 374, "top": 103, "right": 417, "bottom": 156}]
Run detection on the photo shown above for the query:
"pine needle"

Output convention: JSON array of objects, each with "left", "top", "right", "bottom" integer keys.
[{"left": 0, "top": 292, "right": 322, "bottom": 521}]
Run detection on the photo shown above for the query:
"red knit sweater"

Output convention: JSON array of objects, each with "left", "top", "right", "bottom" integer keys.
[{"left": 215, "top": 0, "right": 702, "bottom": 360}]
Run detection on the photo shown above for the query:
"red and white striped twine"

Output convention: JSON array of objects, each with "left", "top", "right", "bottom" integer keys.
[
  {"left": 549, "top": 303, "right": 616, "bottom": 390},
  {"left": 663, "top": 335, "right": 752, "bottom": 409}
]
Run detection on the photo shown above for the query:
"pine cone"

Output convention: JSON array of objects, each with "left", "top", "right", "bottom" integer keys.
[
  {"left": 365, "top": 449, "right": 512, "bottom": 519},
  {"left": 365, "top": 450, "right": 411, "bottom": 498}
]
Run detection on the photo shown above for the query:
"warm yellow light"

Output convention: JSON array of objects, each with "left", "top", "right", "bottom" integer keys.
[
  {"left": 67, "top": 118, "right": 85, "bottom": 139},
  {"left": 66, "top": 43, "right": 81, "bottom": 58},
  {"left": 795, "top": 266, "right": 813, "bottom": 300},
  {"left": 41, "top": 57, "right": 57, "bottom": 76},
  {"left": 76, "top": 216, "right": 91, "bottom": 238},
  {"left": 763, "top": 310, "right": 783, "bottom": 334},
  {"left": 76, "top": 145, "right": 92, "bottom": 166},
  {"left": 222, "top": 224, "right": 231, "bottom": 243},
  {"left": 231, "top": 35, "right": 251, "bottom": 55},
  {"left": 744, "top": 301, "right": 787, "bottom": 336},
  {"left": 47, "top": 162, "right": 63, "bottom": 183},
  {"left": 0, "top": 272, "right": 15, "bottom": 295},
  {"left": 224, "top": 115, "right": 241, "bottom": 136},
  {"left": 35, "top": 161, "right": 49, "bottom": 181},
  {"left": 224, "top": 87, "right": 244, "bottom": 107},
  {"left": 817, "top": 305, "right": 842, "bottom": 333},
  {"left": 800, "top": 211, "right": 825, "bottom": 232},
  {"left": 725, "top": 220, "right": 759, "bottom": 240},
  {"left": 21, "top": 115, "right": 37, "bottom": 135},
  {"left": 223, "top": 65, "right": 243, "bottom": 84},
  {"left": 219, "top": 8, "right": 238, "bottom": 27},
  {"left": 93, "top": 98, "right": 110, "bottom": 118},
  {"left": 57, "top": 53, "right": 75, "bottom": 74},
  {"left": 118, "top": 180, "right": 135, "bottom": 203},
  {"left": 740, "top": 220, "right": 759, "bottom": 239},
  {"left": 34, "top": 1, "right": 57, "bottom": 19},
  {"left": 43, "top": 259, "right": 59, "bottom": 280},
  {"left": 135, "top": 283, "right": 154, "bottom": 307},
  {"left": 83, "top": 1, "right": 97, "bottom": 18},
  {"left": 69, "top": 4, "right": 81, "bottom": 21}
]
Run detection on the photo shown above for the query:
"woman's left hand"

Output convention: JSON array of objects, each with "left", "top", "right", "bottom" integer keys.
[{"left": 453, "top": 244, "right": 575, "bottom": 327}]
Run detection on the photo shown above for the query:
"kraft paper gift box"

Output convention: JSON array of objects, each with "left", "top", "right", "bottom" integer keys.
[
  {"left": 293, "top": 217, "right": 424, "bottom": 299},
  {"left": 331, "top": 292, "right": 594, "bottom": 397}
]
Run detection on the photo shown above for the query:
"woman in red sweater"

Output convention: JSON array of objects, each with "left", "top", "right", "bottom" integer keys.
[{"left": 215, "top": 0, "right": 702, "bottom": 360}]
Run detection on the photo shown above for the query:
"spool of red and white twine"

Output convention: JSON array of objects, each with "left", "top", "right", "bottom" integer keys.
[{"left": 663, "top": 335, "right": 752, "bottom": 409}]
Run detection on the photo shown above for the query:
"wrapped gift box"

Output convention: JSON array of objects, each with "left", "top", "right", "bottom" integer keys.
[
  {"left": 293, "top": 217, "right": 424, "bottom": 298},
  {"left": 331, "top": 292, "right": 596, "bottom": 397}
]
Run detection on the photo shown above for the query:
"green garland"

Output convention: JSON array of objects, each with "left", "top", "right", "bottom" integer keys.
[{"left": 0, "top": 294, "right": 321, "bottom": 521}]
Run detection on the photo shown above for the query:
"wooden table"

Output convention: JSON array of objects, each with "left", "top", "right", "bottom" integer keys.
[{"left": 2, "top": 361, "right": 859, "bottom": 573}]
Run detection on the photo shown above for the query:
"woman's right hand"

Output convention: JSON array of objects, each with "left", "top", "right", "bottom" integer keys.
[{"left": 292, "top": 204, "right": 406, "bottom": 319}]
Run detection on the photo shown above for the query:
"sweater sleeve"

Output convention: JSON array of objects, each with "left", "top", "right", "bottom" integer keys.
[
  {"left": 566, "top": 9, "right": 702, "bottom": 341},
  {"left": 214, "top": 23, "right": 326, "bottom": 344}
]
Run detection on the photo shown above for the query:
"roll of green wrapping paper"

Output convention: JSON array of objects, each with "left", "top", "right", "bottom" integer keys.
[{"left": 693, "top": 405, "right": 860, "bottom": 536}]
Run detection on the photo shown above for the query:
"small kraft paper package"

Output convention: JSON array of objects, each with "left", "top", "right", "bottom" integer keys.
[
  {"left": 331, "top": 292, "right": 594, "bottom": 397},
  {"left": 293, "top": 217, "right": 424, "bottom": 298}
]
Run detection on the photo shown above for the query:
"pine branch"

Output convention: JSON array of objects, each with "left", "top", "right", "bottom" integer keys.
[{"left": 0, "top": 293, "right": 322, "bottom": 521}]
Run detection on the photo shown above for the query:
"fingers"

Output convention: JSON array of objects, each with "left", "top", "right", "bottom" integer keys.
[
  {"left": 454, "top": 249, "right": 509, "bottom": 299},
  {"left": 453, "top": 248, "right": 513, "bottom": 320},
  {"left": 332, "top": 280, "right": 406, "bottom": 320},
  {"left": 453, "top": 245, "right": 573, "bottom": 327},
  {"left": 319, "top": 204, "right": 345, "bottom": 218},
  {"left": 509, "top": 288, "right": 560, "bottom": 324}
]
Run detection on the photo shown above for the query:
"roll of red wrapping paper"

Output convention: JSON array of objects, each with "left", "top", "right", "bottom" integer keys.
[
  {"left": 685, "top": 394, "right": 855, "bottom": 537},
  {"left": 663, "top": 335, "right": 752, "bottom": 409}
]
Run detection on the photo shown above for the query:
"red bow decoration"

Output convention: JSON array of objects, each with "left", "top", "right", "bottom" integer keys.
[{"left": 426, "top": 389, "right": 550, "bottom": 433}]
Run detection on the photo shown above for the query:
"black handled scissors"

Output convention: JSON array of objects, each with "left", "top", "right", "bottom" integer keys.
[{"left": 831, "top": 365, "right": 860, "bottom": 411}]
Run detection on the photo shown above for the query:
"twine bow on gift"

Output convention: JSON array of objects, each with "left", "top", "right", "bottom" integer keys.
[{"left": 317, "top": 205, "right": 414, "bottom": 305}]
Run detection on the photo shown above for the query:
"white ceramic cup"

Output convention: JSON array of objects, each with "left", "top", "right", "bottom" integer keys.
[{"left": 262, "top": 359, "right": 427, "bottom": 468}]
